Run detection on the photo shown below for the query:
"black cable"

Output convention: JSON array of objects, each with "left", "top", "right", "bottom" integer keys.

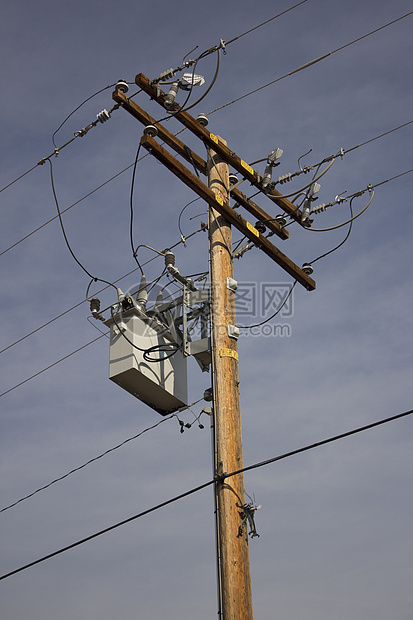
[
  {"left": 180, "top": 49, "right": 221, "bottom": 113},
  {"left": 224, "top": 0, "right": 308, "bottom": 45},
  {"left": 1, "top": 407, "right": 411, "bottom": 582},
  {"left": 48, "top": 158, "right": 118, "bottom": 292},
  {"left": 0, "top": 415, "right": 176, "bottom": 513},
  {"left": 0, "top": 335, "right": 104, "bottom": 399},
  {"left": 142, "top": 342, "right": 181, "bottom": 362},
  {"left": 48, "top": 158, "right": 94, "bottom": 280},
  {"left": 343, "top": 120, "right": 413, "bottom": 155},
  {"left": 0, "top": 226, "right": 204, "bottom": 358},
  {"left": 225, "top": 408, "right": 413, "bottom": 481},
  {"left": 178, "top": 197, "right": 202, "bottom": 240},
  {"left": 308, "top": 198, "right": 354, "bottom": 265},
  {"left": 129, "top": 142, "right": 144, "bottom": 274},
  {"left": 238, "top": 281, "right": 297, "bottom": 329},
  {"left": 51, "top": 83, "right": 118, "bottom": 148},
  {"left": 0, "top": 161, "right": 138, "bottom": 256},
  {"left": 209, "top": 11, "right": 413, "bottom": 114},
  {"left": 0, "top": 163, "right": 40, "bottom": 194},
  {"left": 2, "top": 115, "right": 410, "bottom": 254}
]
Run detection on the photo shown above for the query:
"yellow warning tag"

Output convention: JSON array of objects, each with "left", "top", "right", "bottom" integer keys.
[
  {"left": 240, "top": 159, "right": 254, "bottom": 176},
  {"left": 210, "top": 133, "right": 219, "bottom": 144},
  {"left": 220, "top": 348, "right": 238, "bottom": 360},
  {"left": 246, "top": 221, "right": 259, "bottom": 237},
  {"left": 215, "top": 194, "right": 224, "bottom": 206}
]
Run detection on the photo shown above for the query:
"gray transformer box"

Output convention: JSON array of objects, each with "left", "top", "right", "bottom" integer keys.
[{"left": 105, "top": 309, "right": 188, "bottom": 415}]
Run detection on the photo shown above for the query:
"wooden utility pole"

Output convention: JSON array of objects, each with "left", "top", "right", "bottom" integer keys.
[
  {"left": 208, "top": 138, "right": 254, "bottom": 620},
  {"left": 113, "top": 75, "right": 315, "bottom": 618}
]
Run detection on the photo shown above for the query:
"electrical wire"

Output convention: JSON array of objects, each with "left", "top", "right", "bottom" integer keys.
[
  {"left": 370, "top": 167, "right": 413, "bottom": 189},
  {"left": 0, "top": 398, "right": 203, "bottom": 514},
  {"left": 51, "top": 83, "right": 118, "bottom": 148},
  {"left": 225, "top": 0, "right": 308, "bottom": 45},
  {"left": 0, "top": 228, "right": 205, "bottom": 389},
  {"left": 129, "top": 142, "right": 144, "bottom": 274},
  {"left": 2, "top": 116, "right": 410, "bottom": 257},
  {"left": 180, "top": 49, "right": 221, "bottom": 113},
  {"left": 237, "top": 281, "right": 297, "bottom": 329},
  {"left": 0, "top": 161, "right": 138, "bottom": 257},
  {"left": 209, "top": 11, "right": 413, "bottom": 115},
  {"left": 0, "top": 415, "right": 176, "bottom": 513},
  {"left": 48, "top": 158, "right": 119, "bottom": 291},
  {"left": 267, "top": 158, "right": 335, "bottom": 202},
  {"left": 109, "top": 302, "right": 181, "bottom": 363},
  {"left": 306, "top": 188, "right": 375, "bottom": 232},
  {"left": 308, "top": 198, "right": 354, "bottom": 265},
  {"left": 1, "top": 100, "right": 122, "bottom": 196},
  {"left": 342, "top": 120, "right": 413, "bottom": 155},
  {"left": 1, "top": 406, "right": 411, "bottom": 582},
  {"left": 178, "top": 197, "right": 202, "bottom": 241},
  {"left": 0, "top": 335, "right": 104, "bottom": 399}
]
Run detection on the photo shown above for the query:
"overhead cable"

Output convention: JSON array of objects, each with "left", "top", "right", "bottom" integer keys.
[
  {"left": 0, "top": 161, "right": 137, "bottom": 257},
  {"left": 1, "top": 407, "right": 411, "bottom": 581},
  {"left": 238, "top": 281, "right": 297, "bottom": 329},
  {"left": 0, "top": 227, "right": 205, "bottom": 394},
  {"left": 52, "top": 83, "right": 118, "bottom": 148},
  {"left": 48, "top": 158, "right": 116, "bottom": 287},
  {"left": 2, "top": 117, "right": 410, "bottom": 257},
  {"left": 308, "top": 200, "right": 354, "bottom": 265},
  {"left": 0, "top": 398, "right": 203, "bottom": 514},
  {"left": 209, "top": 10, "right": 413, "bottom": 114},
  {"left": 0, "top": 416, "right": 175, "bottom": 513},
  {"left": 1, "top": 165, "right": 409, "bottom": 360},
  {"left": 343, "top": 120, "right": 413, "bottom": 155},
  {"left": 1, "top": 9, "right": 411, "bottom": 197},
  {"left": 224, "top": 0, "right": 308, "bottom": 45},
  {"left": 0, "top": 335, "right": 104, "bottom": 399},
  {"left": 0, "top": 101, "right": 120, "bottom": 195}
]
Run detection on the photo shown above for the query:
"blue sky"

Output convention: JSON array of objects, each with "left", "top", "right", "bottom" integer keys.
[{"left": 1, "top": 1, "right": 412, "bottom": 618}]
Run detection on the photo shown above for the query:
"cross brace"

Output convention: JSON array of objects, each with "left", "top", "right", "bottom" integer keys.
[
  {"left": 140, "top": 133, "right": 315, "bottom": 291},
  {"left": 112, "top": 88, "right": 288, "bottom": 241},
  {"left": 133, "top": 73, "right": 307, "bottom": 224}
]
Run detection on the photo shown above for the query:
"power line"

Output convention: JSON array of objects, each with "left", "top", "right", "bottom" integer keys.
[
  {"left": 0, "top": 159, "right": 409, "bottom": 367},
  {"left": 344, "top": 120, "right": 413, "bottom": 154},
  {"left": 0, "top": 226, "right": 206, "bottom": 396},
  {"left": 0, "top": 416, "right": 175, "bottom": 513},
  {"left": 2, "top": 118, "right": 411, "bottom": 259},
  {"left": 0, "top": 2, "right": 306, "bottom": 197},
  {"left": 51, "top": 83, "right": 118, "bottom": 148},
  {"left": 226, "top": 408, "right": 413, "bottom": 481},
  {"left": 224, "top": 0, "right": 308, "bottom": 45},
  {"left": 0, "top": 226, "right": 204, "bottom": 357},
  {"left": 372, "top": 167, "right": 413, "bottom": 189},
  {"left": 209, "top": 11, "right": 413, "bottom": 114},
  {"left": 238, "top": 281, "right": 297, "bottom": 329},
  {"left": 0, "top": 335, "right": 104, "bottom": 399},
  {"left": 0, "top": 161, "right": 137, "bottom": 257},
  {"left": 1, "top": 407, "right": 411, "bottom": 582},
  {"left": 0, "top": 102, "right": 120, "bottom": 196},
  {"left": 0, "top": 398, "right": 203, "bottom": 514}
]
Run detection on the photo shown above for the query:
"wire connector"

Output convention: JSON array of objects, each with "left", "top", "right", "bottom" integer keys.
[{"left": 238, "top": 501, "right": 261, "bottom": 539}]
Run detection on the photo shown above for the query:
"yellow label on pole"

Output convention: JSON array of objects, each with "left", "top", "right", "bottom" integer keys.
[
  {"left": 215, "top": 194, "right": 224, "bottom": 206},
  {"left": 240, "top": 159, "right": 254, "bottom": 176},
  {"left": 246, "top": 221, "right": 259, "bottom": 237},
  {"left": 210, "top": 133, "right": 219, "bottom": 144},
  {"left": 220, "top": 348, "right": 238, "bottom": 360}
]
